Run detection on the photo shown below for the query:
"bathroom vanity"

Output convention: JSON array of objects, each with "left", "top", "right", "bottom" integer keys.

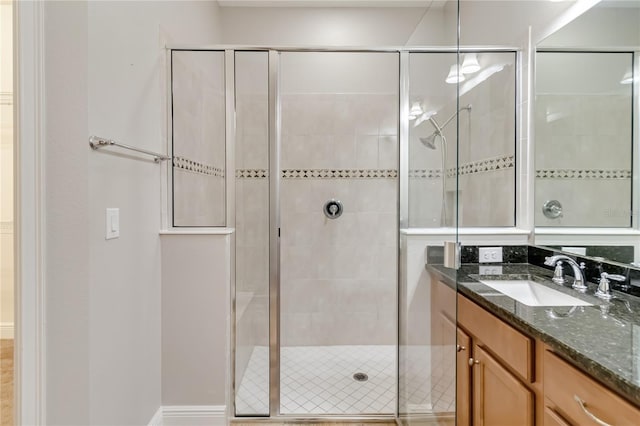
[{"left": 429, "top": 263, "right": 640, "bottom": 426}]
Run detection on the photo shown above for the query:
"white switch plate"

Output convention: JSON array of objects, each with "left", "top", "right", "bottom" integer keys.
[
  {"left": 106, "top": 208, "right": 120, "bottom": 240},
  {"left": 479, "top": 246, "right": 502, "bottom": 263}
]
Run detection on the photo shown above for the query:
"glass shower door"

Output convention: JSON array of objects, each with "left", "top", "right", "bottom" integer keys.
[
  {"left": 278, "top": 51, "right": 400, "bottom": 416},
  {"left": 234, "top": 51, "right": 270, "bottom": 416},
  {"left": 397, "top": 51, "right": 460, "bottom": 424}
]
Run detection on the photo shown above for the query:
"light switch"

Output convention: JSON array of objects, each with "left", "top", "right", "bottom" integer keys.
[{"left": 106, "top": 208, "right": 120, "bottom": 240}]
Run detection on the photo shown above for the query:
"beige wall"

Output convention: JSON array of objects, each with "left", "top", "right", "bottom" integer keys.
[
  {"left": 160, "top": 234, "right": 229, "bottom": 406},
  {"left": 43, "top": 1, "right": 222, "bottom": 424},
  {"left": 44, "top": 2, "right": 91, "bottom": 423}
]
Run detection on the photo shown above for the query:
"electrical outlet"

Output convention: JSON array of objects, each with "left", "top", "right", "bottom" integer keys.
[
  {"left": 479, "top": 265, "right": 503, "bottom": 275},
  {"left": 479, "top": 247, "right": 503, "bottom": 263}
]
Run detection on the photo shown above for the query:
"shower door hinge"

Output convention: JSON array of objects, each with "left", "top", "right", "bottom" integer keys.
[{"left": 444, "top": 241, "right": 461, "bottom": 270}]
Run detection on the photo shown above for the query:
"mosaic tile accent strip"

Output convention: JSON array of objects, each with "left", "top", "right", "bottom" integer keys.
[
  {"left": 236, "top": 169, "right": 269, "bottom": 179},
  {"left": 409, "top": 154, "right": 515, "bottom": 180},
  {"left": 408, "top": 169, "right": 443, "bottom": 179},
  {"left": 458, "top": 154, "right": 514, "bottom": 176},
  {"left": 536, "top": 169, "right": 631, "bottom": 179},
  {"left": 282, "top": 169, "right": 398, "bottom": 179},
  {"left": 173, "top": 156, "right": 224, "bottom": 177}
]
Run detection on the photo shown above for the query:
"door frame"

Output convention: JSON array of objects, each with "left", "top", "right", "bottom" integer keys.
[{"left": 13, "top": 0, "right": 47, "bottom": 423}]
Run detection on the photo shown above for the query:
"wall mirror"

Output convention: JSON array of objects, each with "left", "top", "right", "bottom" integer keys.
[{"left": 534, "top": 0, "right": 640, "bottom": 264}]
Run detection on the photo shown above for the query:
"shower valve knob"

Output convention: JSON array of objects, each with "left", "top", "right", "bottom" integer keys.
[{"left": 323, "top": 199, "right": 344, "bottom": 219}]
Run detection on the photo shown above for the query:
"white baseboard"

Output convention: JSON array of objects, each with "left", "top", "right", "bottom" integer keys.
[
  {"left": 0, "top": 322, "right": 14, "bottom": 339},
  {"left": 160, "top": 405, "right": 226, "bottom": 426}
]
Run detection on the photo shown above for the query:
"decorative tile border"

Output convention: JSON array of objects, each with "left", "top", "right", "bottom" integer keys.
[
  {"left": 236, "top": 169, "right": 269, "bottom": 179},
  {"left": 410, "top": 155, "right": 515, "bottom": 180},
  {"left": 173, "top": 156, "right": 225, "bottom": 177},
  {"left": 235, "top": 169, "right": 398, "bottom": 179},
  {"left": 536, "top": 169, "right": 631, "bottom": 179},
  {"left": 282, "top": 169, "right": 398, "bottom": 179},
  {"left": 409, "top": 169, "right": 443, "bottom": 179},
  {"left": 458, "top": 155, "right": 514, "bottom": 176}
]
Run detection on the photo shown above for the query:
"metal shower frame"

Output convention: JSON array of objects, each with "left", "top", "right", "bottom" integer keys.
[{"left": 164, "top": 44, "right": 520, "bottom": 423}]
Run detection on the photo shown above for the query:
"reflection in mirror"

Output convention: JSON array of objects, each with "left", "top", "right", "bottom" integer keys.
[
  {"left": 534, "top": 0, "right": 640, "bottom": 265},
  {"left": 535, "top": 51, "right": 633, "bottom": 227},
  {"left": 408, "top": 51, "right": 516, "bottom": 228}
]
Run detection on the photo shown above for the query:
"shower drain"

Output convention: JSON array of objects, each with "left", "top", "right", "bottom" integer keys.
[{"left": 353, "top": 372, "right": 369, "bottom": 382}]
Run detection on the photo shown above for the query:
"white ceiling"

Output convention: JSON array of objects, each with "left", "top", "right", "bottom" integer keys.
[{"left": 217, "top": 0, "right": 438, "bottom": 7}]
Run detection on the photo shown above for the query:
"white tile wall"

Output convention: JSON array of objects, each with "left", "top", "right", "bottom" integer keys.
[
  {"left": 279, "top": 93, "right": 398, "bottom": 347},
  {"left": 172, "top": 51, "right": 226, "bottom": 226}
]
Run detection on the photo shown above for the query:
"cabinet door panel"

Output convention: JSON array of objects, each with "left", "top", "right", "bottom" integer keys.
[
  {"left": 457, "top": 328, "right": 471, "bottom": 426},
  {"left": 473, "top": 345, "right": 534, "bottom": 426}
]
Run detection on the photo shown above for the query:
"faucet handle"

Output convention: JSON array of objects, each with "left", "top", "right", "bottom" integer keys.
[
  {"left": 601, "top": 272, "right": 625, "bottom": 282},
  {"left": 596, "top": 272, "right": 626, "bottom": 300}
]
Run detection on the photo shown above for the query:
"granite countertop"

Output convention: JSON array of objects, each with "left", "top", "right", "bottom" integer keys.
[{"left": 427, "top": 263, "right": 640, "bottom": 407}]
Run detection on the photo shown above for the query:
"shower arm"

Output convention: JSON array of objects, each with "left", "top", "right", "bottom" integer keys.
[{"left": 437, "top": 104, "right": 472, "bottom": 133}]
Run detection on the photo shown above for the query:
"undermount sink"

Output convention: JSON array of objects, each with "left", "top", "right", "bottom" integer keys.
[{"left": 478, "top": 279, "right": 593, "bottom": 307}]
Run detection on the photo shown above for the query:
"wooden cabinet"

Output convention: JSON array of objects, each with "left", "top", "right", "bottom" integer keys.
[
  {"left": 472, "top": 344, "right": 534, "bottom": 426},
  {"left": 429, "top": 276, "right": 640, "bottom": 425},
  {"left": 543, "top": 406, "right": 571, "bottom": 426},
  {"left": 544, "top": 350, "right": 640, "bottom": 426},
  {"left": 456, "top": 292, "right": 536, "bottom": 426},
  {"left": 457, "top": 327, "right": 471, "bottom": 426}
]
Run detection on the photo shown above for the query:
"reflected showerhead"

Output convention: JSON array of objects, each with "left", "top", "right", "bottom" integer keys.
[{"left": 420, "top": 133, "right": 439, "bottom": 150}]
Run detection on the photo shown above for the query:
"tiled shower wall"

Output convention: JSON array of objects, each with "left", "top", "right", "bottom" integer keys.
[
  {"left": 535, "top": 94, "right": 632, "bottom": 227},
  {"left": 172, "top": 51, "right": 226, "bottom": 226},
  {"left": 279, "top": 91, "right": 398, "bottom": 346}
]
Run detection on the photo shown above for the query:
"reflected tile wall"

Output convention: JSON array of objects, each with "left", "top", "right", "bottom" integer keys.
[
  {"left": 280, "top": 93, "right": 398, "bottom": 346},
  {"left": 535, "top": 94, "right": 632, "bottom": 227},
  {"left": 408, "top": 51, "right": 517, "bottom": 228}
]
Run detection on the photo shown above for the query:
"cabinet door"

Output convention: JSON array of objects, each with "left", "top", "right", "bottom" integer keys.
[
  {"left": 473, "top": 345, "right": 534, "bottom": 426},
  {"left": 457, "top": 328, "right": 471, "bottom": 426}
]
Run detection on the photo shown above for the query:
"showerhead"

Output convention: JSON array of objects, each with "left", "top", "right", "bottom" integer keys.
[
  {"left": 420, "top": 116, "right": 444, "bottom": 149},
  {"left": 420, "top": 133, "right": 439, "bottom": 150},
  {"left": 418, "top": 104, "right": 472, "bottom": 149}
]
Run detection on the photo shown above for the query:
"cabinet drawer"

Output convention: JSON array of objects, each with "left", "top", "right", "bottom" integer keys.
[
  {"left": 458, "top": 294, "right": 533, "bottom": 382},
  {"left": 544, "top": 350, "right": 640, "bottom": 425},
  {"left": 544, "top": 406, "right": 570, "bottom": 426}
]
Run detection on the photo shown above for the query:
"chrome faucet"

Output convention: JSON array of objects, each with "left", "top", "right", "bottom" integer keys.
[{"left": 544, "top": 255, "right": 587, "bottom": 292}]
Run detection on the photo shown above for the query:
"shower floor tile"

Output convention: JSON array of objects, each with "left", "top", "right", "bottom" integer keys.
[{"left": 235, "top": 345, "right": 396, "bottom": 415}]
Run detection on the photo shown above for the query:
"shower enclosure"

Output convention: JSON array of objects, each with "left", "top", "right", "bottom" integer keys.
[
  {"left": 166, "top": 41, "right": 518, "bottom": 423},
  {"left": 169, "top": 44, "right": 517, "bottom": 420}
]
